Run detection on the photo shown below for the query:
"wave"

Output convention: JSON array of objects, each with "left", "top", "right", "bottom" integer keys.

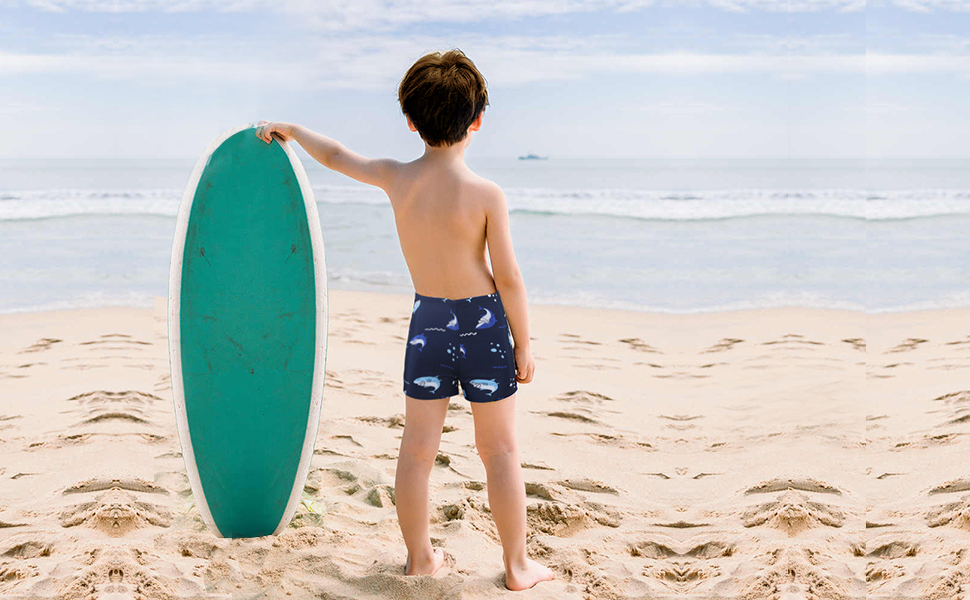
[{"left": 1, "top": 186, "right": 968, "bottom": 222}]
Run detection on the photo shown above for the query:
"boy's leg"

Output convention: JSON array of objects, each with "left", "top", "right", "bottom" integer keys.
[
  {"left": 395, "top": 394, "right": 450, "bottom": 575},
  {"left": 469, "top": 394, "right": 555, "bottom": 590}
]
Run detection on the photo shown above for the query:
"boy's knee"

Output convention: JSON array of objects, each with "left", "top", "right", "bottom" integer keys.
[
  {"left": 400, "top": 439, "right": 440, "bottom": 464},
  {"left": 474, "top": 436, "right": 517, "bottom": 461}
]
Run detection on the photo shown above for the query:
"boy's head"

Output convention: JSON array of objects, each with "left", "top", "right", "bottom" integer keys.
[{"left": 398, "top": 49, "right": 489, "bottom": 148}]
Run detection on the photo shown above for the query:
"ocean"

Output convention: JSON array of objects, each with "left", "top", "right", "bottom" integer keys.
[{"left": 1, "top": 156, "right": 967, "bottom": 314}]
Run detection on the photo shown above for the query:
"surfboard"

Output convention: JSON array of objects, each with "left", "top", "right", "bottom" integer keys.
[{"left": 168, "top": 124, "right": 327, "bottom": 538}]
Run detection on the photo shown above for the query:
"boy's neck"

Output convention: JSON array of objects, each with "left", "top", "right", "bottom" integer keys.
[{"left": 420, "top": 140, "right": 468, "bottom": 165}]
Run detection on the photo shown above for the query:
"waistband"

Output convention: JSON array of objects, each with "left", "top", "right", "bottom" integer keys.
[{"left": 414, "top": 290, "right": 501, "bottom": 304}]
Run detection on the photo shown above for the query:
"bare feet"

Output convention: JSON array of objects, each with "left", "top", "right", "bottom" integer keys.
[
  {"left": 404, "top": 547, "right": 446, "bottom": 576},
  {"left": 505, "top": 558, "right": 555, "bottom": 591}
]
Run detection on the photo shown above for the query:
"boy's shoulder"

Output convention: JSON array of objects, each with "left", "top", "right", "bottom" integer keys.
[{"left": 401, "top": 161, "right": 505, "bottom": 204}]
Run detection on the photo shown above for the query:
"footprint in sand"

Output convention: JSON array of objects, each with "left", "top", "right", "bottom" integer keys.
[
  {"left": 887, "top": 337, "right": 928, "bottom": 353},
  {"left": 741, "top": 490, "right": 845, "bottom": 535},
  {"left": 60, "top": 487, "right": 173, "bottom": 537},
  {"left": 63, "top": 477, "right": 169, "bottom": 496},
  {"left": 659, "top": 414, "right": 703, "bottom": 431},
  {"left": 0, "top": 414, "right": 22, "bottom": 431},
  {"left": 529, "top": 500, "right": 621, "bottom": 537},
  {"left": 79, "top": 334, "right": 152, "bottom": 348},
  {"left": 740, "top": 478, "right": 846, "bottom": 535},
  {"left": 434, "top": 497, "right": 501, "bottom": 541},
  {"left": 931, "top": 391, "right": 970, "bottom": 427},
  {"left": 703, "top": 338, "right": 744, "bottom": 353},
  {"left": 554, "top": 390, "right": 615, "bottom": 404},
  {"left": 355, "top": 414, "right": 406, "bottom": 428},
  {"left": 67, "top": 390, "right": 163, "bottom": 406},
  {"left": 761, "top": 333, "right": 824, "bottom": 347},
  {"left": 892, "top": 433, "right": 960, "bottom": 451},
  {"left": 618, "top": 338, "right": 661, "bottom": 353},
  {"left": 18, "top": 338, "right": 62, "bottom": 354},
  {"left": 629, "top": 537, "right": 734, "bottom": 559},
  {"left": 536, "top": 409, "right": 600, "bottom": 424},
  {"left": 926, "top": 496, "right": 970, "bottom": 529},
  {"left": 744, "top": 478, "right": 842, "bottom": 496},
  {"left": 27, "top": 432, "right": 169, "bottom": 451},
  {"left": 867, "top": 540, "right": 918, "bottom": 559},
  {"left": 842, "top": 338, "right": 866, "bottom": 351},
  {"left": 558, "top": 478, "right": 619, "bottom": 495},
  {"left": 630, "top": 540, "right": 734, "bottom": 595}
]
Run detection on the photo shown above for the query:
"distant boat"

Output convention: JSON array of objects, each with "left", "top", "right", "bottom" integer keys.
[{"left": 518, "top": 153, "right": 548, "bottom": 160}]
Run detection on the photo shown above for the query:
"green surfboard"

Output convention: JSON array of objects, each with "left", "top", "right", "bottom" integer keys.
[{"left": 168, "top": 124, "right": 327, "bottom": 538}]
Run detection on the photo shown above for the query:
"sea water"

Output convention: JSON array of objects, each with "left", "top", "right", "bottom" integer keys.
[{"left": 0, "top": 157, "right": 967, "bottom": 314}]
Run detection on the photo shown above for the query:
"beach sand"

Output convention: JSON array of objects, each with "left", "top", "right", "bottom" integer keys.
[{"left": 0, "top": 292, "right": 963, "bottom": 599}]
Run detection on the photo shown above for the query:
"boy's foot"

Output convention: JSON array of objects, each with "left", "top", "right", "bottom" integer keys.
[
  {"left": 404, "top": 547, "right": 446, "bottom": 576},
  {"left": 505, "top": 558, "right": 555, "bottom": 591}
]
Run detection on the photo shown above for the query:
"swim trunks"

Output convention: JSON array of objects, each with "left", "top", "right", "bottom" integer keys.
[{"left": 403, "top": 291, "right": 518, "bottom": 402}]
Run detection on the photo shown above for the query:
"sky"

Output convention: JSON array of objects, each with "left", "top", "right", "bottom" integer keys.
[{"left": 0, "top": 0, "right": 967, "bottom": 160}]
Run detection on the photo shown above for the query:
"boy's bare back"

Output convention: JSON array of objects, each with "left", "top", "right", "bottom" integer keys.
[{"left": 387, "top": 156, "right": 501, "bottom": 300}]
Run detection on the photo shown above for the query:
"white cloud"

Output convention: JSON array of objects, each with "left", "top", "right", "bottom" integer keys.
[
  {"left": 700, "top": 0, "right": 864, "bottom": 12},
  {"left": 728, "top": 33, "right": 863, "bottom": 54},
  {"left": 0, "top": 37, "right": 875, "bottom": 91},
  {"left": 14, "top": 0, "right": 261, "bottom": 11},
  {"left": 890, "top": 0, "right": 970, "bottom": 11},
  {"left": 2, "top": 0, "right": 872, "bottom": 28},
  {"left": 866, "top": 52, "right": 970, "bottom": 73}
]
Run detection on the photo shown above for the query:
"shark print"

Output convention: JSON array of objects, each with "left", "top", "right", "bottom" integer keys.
[
  {"left": 408, "top": 334, "right": 427, "bottom": 352},
  {"left": 412, "top": 299, "right": 421, "bottom": 314},
  {"left": 467, "top": 379, "right": 498, "bottom": 396},
  {"left": 446, "top": 311, "right": 459, "bottom": 330},
  {"left": 476, "top": 307, "right": 497, "bottom": 329},
  {"left": 413, "top": 376, "right": 441, "bottom": 393}
]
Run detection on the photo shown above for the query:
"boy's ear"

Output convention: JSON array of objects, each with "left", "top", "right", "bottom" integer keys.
[
  {"left": 469, "top": 111, "right": 483, "bottom": 132},
  {"left": 406, "top": 115, "right": 418, "bottom": 133}
]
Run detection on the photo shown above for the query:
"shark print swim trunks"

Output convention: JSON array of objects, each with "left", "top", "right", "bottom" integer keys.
[{"left": 403, "top": 291, "right": 518, "bottom": 402}]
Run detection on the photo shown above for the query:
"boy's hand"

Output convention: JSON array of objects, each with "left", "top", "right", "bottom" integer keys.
[
  {"left": 514, "top": 345, "right": 535, "bottom": 384},
  {"left": 255, "top": 120, "right": 296, "bottom": 143}
]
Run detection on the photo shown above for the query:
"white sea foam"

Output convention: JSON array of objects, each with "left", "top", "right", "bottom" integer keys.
[{"left": 3, "top": 185, "right": 967, "bottom": 222}]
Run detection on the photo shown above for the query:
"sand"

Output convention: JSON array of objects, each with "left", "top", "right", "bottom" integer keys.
[{"left": 0, "top": 292, "right": 964, "bottom": 599}]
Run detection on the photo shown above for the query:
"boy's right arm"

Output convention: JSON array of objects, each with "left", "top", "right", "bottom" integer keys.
[
  {"left": 484, "top": 184, "right": 536, "bottom": 384},
  {"left": 255, "top": 121, "right": 401, "bottom": 193}
]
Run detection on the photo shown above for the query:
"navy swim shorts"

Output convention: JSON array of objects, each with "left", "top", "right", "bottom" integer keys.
[{"left": 403, "top": 291, "right": 518, "bottom": 402}]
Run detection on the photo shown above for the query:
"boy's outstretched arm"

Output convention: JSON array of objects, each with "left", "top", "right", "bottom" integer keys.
[
  {"left": 484, "top": 184, "right": 536, "bottom": 384},
  {"left": 255, "top": 121, "right": 401, "bottom": 192}
]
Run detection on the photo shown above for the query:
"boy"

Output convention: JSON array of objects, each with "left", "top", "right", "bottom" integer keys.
[{"left": 255, "top": 49, "right": 555, "bottom": 591}]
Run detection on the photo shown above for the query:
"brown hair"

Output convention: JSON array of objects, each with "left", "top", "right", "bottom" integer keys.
[{"left": 398, "top": 49, "right": 489, "bottom": 148}]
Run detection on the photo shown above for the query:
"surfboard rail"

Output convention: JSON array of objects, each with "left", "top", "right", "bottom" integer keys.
[{"left": 168, "top": 123, "right": 328, "bottom": 538}]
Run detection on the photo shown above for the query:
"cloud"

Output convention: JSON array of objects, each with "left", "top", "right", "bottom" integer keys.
[
  {"left": 11, "top": 0, "right": 261, "bottom": 11},
  {"left": 700, "top": 0, "right": 864, "bottom": 12},
  {"left": 3, "top": 0, "right": 871, "bottom": 29},
  {"left": 866, "top": 52, "right": 970, "bottom": 73},
  {"left": 0, "top": 37, "right": 874, "bottom": 91},
  {"left": 728, "top": 33, "right": 863, "bottom": 54},
  {"left": 890, "top": 0, "right": 970, "bottom": 11}
]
